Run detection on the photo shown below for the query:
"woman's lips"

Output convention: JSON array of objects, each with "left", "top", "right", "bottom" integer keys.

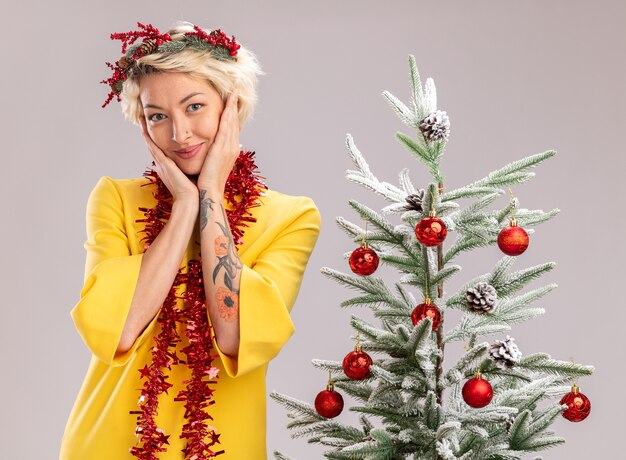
[{"left": 174, "top": 143, "right": 202, "bottom": 159}]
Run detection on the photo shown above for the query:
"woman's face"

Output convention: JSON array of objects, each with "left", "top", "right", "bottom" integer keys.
[{"left": 138, "top": 72, "right": 226, "bottom": 177}]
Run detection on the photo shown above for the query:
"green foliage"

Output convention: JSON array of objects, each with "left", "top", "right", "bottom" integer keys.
[{"left": 271, "top": 57, "right": 593, "bottom": 460}]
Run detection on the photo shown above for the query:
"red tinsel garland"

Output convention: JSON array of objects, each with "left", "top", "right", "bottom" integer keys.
[{"left": 128, "top": 150, "right": 267, "bottom": 459}]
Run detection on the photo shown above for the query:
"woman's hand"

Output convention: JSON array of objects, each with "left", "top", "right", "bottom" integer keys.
[
  {"left": 140, "top": 116, "right": 199, "bottom": 203},
  {"left": 197, "top": 89, "right": 240, "bottom": 194}
]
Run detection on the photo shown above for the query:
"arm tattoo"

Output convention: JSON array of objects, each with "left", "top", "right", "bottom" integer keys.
[
  {"left": 212, "top": 204, "right": 243, "bottom": 322},
  {"left": 199, "top": 188, "right": 215, "bottom": 232}
]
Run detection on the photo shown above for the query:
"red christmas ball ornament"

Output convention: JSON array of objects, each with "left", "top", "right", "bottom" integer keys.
[
  {"left": 343, "top": 343, "right": 373, "bottom": 380},
  {"left": 497, "top": 218, "right": 529, "bottom": 256},
  {"left": 560, "top": 384, "right": 591, "bottom": 422},
  {"left": 462, "top": 371, "right": 494, "bottom": 408},
  {"left": 415, "top": 210, "right": 447, "bottom": 247},
  {"left": 349, "top": 242, "right": 379, "bottom": 276},
  {"left": 315, "top": 380, "right": 344, "bottom": 418},
  {"left": 411, "top": 298, "right": 442, "bottom": 330}
]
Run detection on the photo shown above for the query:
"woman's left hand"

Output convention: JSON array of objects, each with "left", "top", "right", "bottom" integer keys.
[{"left": 197, "top": 89, "right": 240, "bottom": 194}]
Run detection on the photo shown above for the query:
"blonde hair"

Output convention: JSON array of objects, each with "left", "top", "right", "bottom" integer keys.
[{"left": 119, "top": 21, "right": 264, "bottom": 130}]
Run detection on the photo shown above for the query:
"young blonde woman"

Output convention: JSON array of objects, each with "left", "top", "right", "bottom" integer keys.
[{"left": 60, "top": 21, "right": 321, "bottom": 459}]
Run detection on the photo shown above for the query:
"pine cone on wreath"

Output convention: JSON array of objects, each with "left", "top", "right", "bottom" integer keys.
[
  {"left": 419, "top": 110, "right": 451, "bottom": 142},
  {"left": 489, "top": 335, "right": 522, "bottom": 369},
  {"left": 117, "top": 55, "right": 133, "bottom": 70},
  {"left": 466, "top": 281, "right": 497, "bottom": 312},
  {"left": 404, "top": 189, "right": 426, "bottom": 212},
  {"left": 136, "top": 39, "right": 159, "bottom": 57}
]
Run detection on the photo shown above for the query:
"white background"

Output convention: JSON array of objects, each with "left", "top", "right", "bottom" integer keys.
[{"left": 1, "top": 1, "right": 623, "bottom": 458}]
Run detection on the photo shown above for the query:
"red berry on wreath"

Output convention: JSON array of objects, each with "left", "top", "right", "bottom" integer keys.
[
  {"left": 560, "top": 384, "right": 591, "bottom": 422},
  {"left": 415, "top": 210, "right": 447, "bottom": 247},
  {"left": 411, "top": 298, "right": 442, "bottom": 330},
  {"left": 343, "top": 341, "right": 373, "bottom": 380},
  {"left": 314, "top": 379, "right": 344, "bottom": 418},
  {"left": 462, "top": 371, "right": 493, "bottom": 408},
  {"left": 498, "top": 218, "right": 529, "bottom": 256},
  {"left": 349, "top": 242, "right": 379, "bottom": 276}
]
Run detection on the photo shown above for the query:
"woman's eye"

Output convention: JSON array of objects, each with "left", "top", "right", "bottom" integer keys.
[
  {"left": 188, "top": 103, "right": 203, "bottom": 112},
  {"left": 148, "top": 113, "right": 166, "bottom": 122}
]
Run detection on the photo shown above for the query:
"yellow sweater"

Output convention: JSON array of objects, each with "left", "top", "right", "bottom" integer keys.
[{"left": 60, "top": 176, "right": 321, "bottom": 459}]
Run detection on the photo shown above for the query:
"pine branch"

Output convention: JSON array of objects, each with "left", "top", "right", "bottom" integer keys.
[
  {"left": 368, "top": 381, "right": 405, "bottom": 410},
  {"left": 345, "top": 134, "right": 406, "bottom": 202},
  {"left": 517, "top": 353, "right": 595, "bottom": 379},
  {"left": 443, "top": 234, "right": 494, "bottom": 264},
  {"left": 443, "top": 185, "right": 504, "bottom": 202},
  {"left": 442, "top": 342, "right": 490, "bottom": 388},
  {"left": 496, "top": 284, "right": 556, "bottom": 317},
  {"left": 348, "top": 200, "right": 423, "bottom": 265},
  {"left": 408, "top": 54, "right": 426, "bottom": 120},
  {"left": 335, "top": 216, "right": 385, "bottom": 254},
  {"left": 311, "top": 359, "right": 344, "bottom": 373},
  {"left": 490, "top": 257, "right": 517, "bottom": 287},
  {"left": 490, "top": 262, "right": 556, "bottom": 297},
  {"left": 443, "top": 284, "right": 556, "bottom": 343},
  {"left": 468, "top": 150, "right": 555, "bottom": 189},
  {"left": 398, "top": 168, "right": 417, "bottom": 195},
  {"left": 334, "top": 379, "right": 375, "bottom": 403},
  {"left": 379, "top": 254, "right": 420, "bottom": 274},
  {"left": 446, "top": 258, "right": 556, "bottom": 313},
  {"left": 330, "top": 428, "right": 394, "bottom": 457},
  {"left": 509, "top": 405, "right": 566, "bottom": 452},
  {"left": 424, "top": 77, "right": 437, "bottom": 114},
  {"left": 450, "top": 192, "right": 502, "bottom": 225},
  {"left": 425, "top": 391, "right": 442, "bottom": 431},
  {"left": 454, "top": 406, "right": 519, "bottom": 425},
  {"left": 406, "top": 317, "right": 436, "bottom": 362},
  {"left": 359, "top": 415, "right": 374, "bottom": 436},
  {"left": 350, "top": 315, "right": 392, "bottom": 341},
  {"left": 431, "top": 265, "right": 462, "bottom": 288},
  {"left": 382, "top": 90, "right": 417, "bottom": 128},
  {"left": 270, "top": 391, "right": 324, "bottom": 420},
  {"left": 490, "top": 376, "right": 559, "bottom": 408},
  {"left": 320, "top": 267, "right": 406, "bottom": 311},
  {"left": 437, "top": 421, "right": 462, "bottom": 439},
  {"left": 514, "top": 208, "right": 560, "bottom": 226},
  {"left": 290, "top": 420, "right": 366, "bottom": 442},
  {"left": 396, "top": 132, "right": 443, "bottom": 182},
  {"left": 316, "top": 437, "right": 355, "bottom": 448}
]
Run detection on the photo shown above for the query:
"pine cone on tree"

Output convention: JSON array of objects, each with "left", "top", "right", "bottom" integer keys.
[
  {"left": 419, "top": 110, "right": 451, "bottom": 142},
  {"left": 466, "top": 281, "right": 497, "bottom": 312},
  {"left": 404, "top": 189, "right": 426, "bottom": 212},
  {"left": 489, "top": 335, "right": 522, "bottom": 369}
]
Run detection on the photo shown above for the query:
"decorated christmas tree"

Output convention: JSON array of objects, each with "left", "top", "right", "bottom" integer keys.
[{"left": 270, "top": 56, "right": 594, "bottom": 460}]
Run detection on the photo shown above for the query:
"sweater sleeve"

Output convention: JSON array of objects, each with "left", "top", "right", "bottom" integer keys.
[
  {"left": 70, "top": 176, "right": 160, "bottom": 367},
  {"left": 213, "top": 196, "right": 322, "bottom": 378}
]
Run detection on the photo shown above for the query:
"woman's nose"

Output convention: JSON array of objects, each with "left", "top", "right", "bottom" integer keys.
[{"left": 171, "top": 117, "right": 192, "bottom": 144}]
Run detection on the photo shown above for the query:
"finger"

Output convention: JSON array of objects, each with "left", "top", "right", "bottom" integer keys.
[
  {"left": 229, "top": 92, "right": 240, "bottom": 150},
  {"left": 221, "top": 91, "right": 238, "bottom": 139},
  {"left": 213, "top": 104, "right": 232, "bottom": 149},
  {"left": 212, "top": 90, "right": 239, "bottom": 155}
]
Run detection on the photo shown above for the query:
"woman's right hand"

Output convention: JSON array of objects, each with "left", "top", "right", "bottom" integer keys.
[{"left": 140, "top": 116, "right": 199, "bottom": 203}]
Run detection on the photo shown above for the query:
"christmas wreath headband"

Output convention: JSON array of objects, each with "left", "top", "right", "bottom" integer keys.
[{"left": 100, "top": 22, "right": 241, "bottom": 108}]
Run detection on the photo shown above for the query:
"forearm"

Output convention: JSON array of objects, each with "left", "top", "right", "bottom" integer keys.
[
  {"left": 198, "top": 187, "right": 242, "bottom": 357},
  {"left": 117, "top": 198, "right": 198, "bottom": 353}
]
